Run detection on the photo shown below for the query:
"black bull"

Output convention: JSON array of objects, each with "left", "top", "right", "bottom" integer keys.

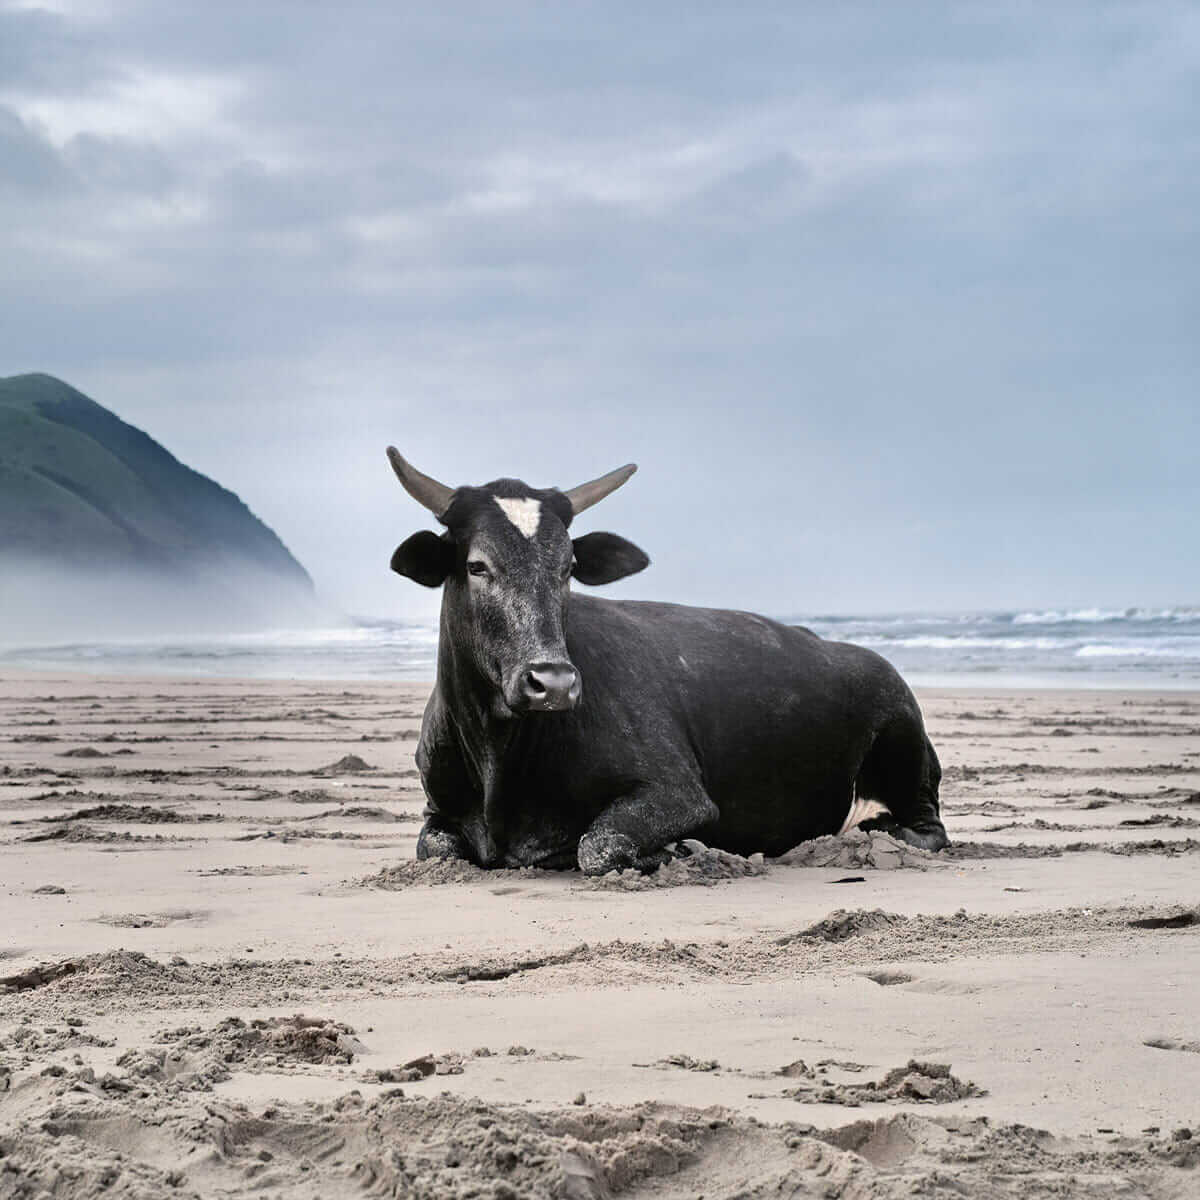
[{"left": 388, "top": 450, "right": 948, "bottom": 875}]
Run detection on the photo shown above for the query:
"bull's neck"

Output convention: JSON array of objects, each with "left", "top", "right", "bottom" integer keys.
[{"left": 434, "top": 592, "right": 530, "bottom": 865}]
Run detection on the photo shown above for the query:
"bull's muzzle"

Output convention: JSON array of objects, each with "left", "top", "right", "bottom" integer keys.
[{"left": 513, "top": 661, "right": 581, "bottom": 712}]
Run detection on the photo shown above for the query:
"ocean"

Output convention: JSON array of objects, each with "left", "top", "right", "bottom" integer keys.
[{"left": 1, "top": 607, "right": 1197, "bottom": 688}]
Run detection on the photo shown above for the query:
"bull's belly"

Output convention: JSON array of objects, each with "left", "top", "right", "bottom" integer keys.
[{"left": 703, "top": 769, "right": 860, "bottom": 857}]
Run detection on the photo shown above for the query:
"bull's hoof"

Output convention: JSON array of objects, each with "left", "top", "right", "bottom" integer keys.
[
  {"left": 897, "top": 824, "right": 950, "bottom": 852},
  {"left": 577, "top": 830, "right": 639, "bottom": 876},
  {"left": 416, "top": 825, "right": 471, "bottom": 862}
]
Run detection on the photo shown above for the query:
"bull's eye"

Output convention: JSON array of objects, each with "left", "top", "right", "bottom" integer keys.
[{"left": 466, "top": 560, "right": 490, "bottom": 578}]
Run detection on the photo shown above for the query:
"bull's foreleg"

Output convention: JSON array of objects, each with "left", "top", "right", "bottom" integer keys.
[{"left": 577, "top": 785, "right": 718, "bottom": 876}]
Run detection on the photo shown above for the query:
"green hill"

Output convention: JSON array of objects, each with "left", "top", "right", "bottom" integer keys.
[{"left": 0, "top": 373, "right": 316, "bottom": 634}]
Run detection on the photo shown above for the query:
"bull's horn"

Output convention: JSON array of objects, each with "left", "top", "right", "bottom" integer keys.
[
  {"left": 386, "top": 447, "right": 456, "bottom": 519},
  {"left": 563, "top": 463, "right": 637, "bottom": 515}
]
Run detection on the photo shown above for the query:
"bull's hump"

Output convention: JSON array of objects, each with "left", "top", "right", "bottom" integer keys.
[{"left": 494, "top": 496, "right": 542, "bottom": 539}]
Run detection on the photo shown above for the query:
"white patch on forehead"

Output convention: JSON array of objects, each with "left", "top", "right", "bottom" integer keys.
[{"left": 494, "top": 496, "right": 542, "bottom": 539}]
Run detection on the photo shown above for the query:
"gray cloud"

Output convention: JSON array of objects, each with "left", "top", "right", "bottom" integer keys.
[{"left": 1, "top": 0, "right": 1196, "bottom": 618}]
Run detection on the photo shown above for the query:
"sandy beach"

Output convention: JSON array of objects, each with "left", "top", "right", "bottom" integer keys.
[{"left": 1, "top": 671, "right": 1198, "bottom": 1197}]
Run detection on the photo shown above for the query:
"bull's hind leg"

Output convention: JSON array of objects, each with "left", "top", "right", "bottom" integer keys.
[{"left": 855, "top": 726, "right": 948, "bottom": 852}]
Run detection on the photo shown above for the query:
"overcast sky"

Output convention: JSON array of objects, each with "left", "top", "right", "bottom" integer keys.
[{"left": 2, "top": 1, "right": 1196, "bottom": 622}]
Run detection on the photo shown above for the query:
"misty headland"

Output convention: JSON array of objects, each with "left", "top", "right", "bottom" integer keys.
[{"left": 0, "top": 373, "right": 328, "bottom": 642}]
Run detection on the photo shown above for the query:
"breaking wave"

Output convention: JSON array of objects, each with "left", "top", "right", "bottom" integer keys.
[
  {"left": 789, "top": 607, "right": 1200, "bottom": 687},
  {"left": 1012, "top": 607, "right": 1200, "bottom": 626}
]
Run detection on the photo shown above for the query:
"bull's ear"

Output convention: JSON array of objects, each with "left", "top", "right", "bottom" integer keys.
[
  {"left": 571, "top": 532, "right": 650, "bottom": 586},
  {"left": 391, "top": 531, "right": 454, "bottom": 587}
]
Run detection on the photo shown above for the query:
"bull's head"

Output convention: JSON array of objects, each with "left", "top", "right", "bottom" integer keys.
[{"left": 387, "top": 449, "right": 648, "bottom": 715}]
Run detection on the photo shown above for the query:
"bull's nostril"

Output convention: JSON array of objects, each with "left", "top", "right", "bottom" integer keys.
[{"left": 520, "top": 662, "right": 579, "bottom": 710}]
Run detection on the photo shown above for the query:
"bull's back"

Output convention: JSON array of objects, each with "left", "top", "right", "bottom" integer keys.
[{"left": 566, "top": 596, "right": 918, "bottom": 852}]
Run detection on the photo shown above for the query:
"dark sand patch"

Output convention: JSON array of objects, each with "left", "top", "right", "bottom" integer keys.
[
  {"left": 1129, "top": 910, "right": 1198, "bottom": 930},
  {"left": 1144, "top": 1037, "right": 1200, "bottom": 1054}
]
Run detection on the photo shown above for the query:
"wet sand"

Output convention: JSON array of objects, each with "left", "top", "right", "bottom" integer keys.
[{"left": 1, "top": 672, "right": 1198, "bottom": 1197}]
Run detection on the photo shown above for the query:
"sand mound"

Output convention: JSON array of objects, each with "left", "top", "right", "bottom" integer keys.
[
  {"left": 316, "top": 754, "right": 374, "bottom": 774},
  {"left": 0, "top": 960, "right": 79, "bottom": 993},
  {"left": 1, "top": 1092, "right": 1196, "bottom": 1199},
  {"left": 20, "top": 823, "right": 191, "bottom": 844},
  {"left": 1, "top": 950, "right": 171, "bottom": 996},
  {"left": 585, "top": 843, "right": 769, "bottom": 889},
  {"left": 38, "top": 803, "right": 209, "bottom": 824},
  {"left": 0, "top": 1021, "right": 115, "bottom": 1068},
  {"left": 776, "top": 829, "right": 939, "bottom": 870},
  {"left": 162, "top": 1014, "right": 366, "bottom": 1068},
  {"left": 89, "top": 1016, "right": 368, "bottom": 1098},
  {"left": 779, "top": 908, "right": 909, "bottom": 945},
  {"left": 781, "top": 1060, "right": 985, "bottom": 1105}
]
